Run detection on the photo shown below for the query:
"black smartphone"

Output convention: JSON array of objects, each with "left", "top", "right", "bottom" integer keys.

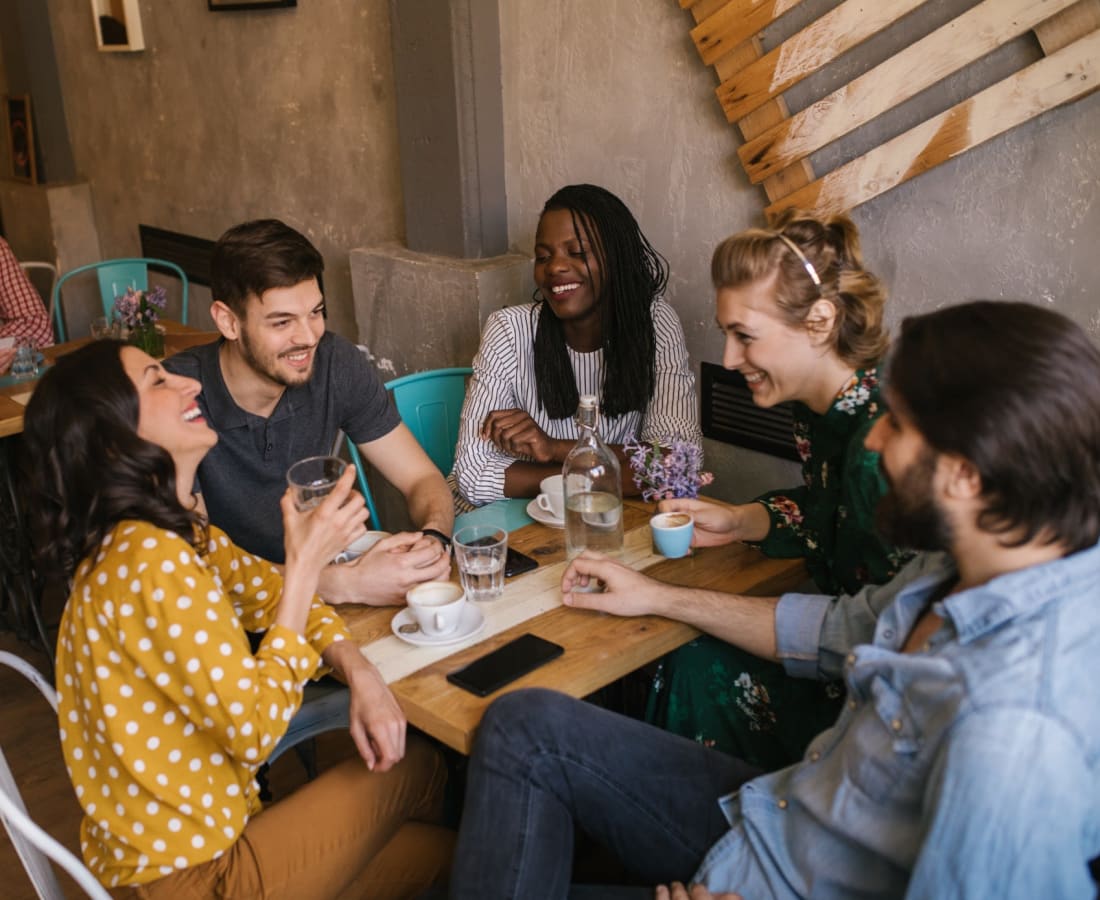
[
  {"left": 504, "top": 546, "right": 538, "bottom": 578},
  {"left": 446, "top": 633, "right": 564, "bottom": 697}
]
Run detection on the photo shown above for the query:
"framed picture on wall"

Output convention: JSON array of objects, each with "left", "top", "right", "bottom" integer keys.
[
  {"left": 5, "top": 94, "right": 37, "bottom": 184},
  {"left": 90, "top": 0, "right": 145, "bottom": 52},
  {"left": 208, "top": 0, "right": 296, "bottom": 10}
]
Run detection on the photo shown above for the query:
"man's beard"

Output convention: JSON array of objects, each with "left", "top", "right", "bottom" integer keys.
[
  {"left": 238, "top": 327, "right": 313, "bottom": 389},
  {"left": 876, "top": 446, "right": 954, "bottom": 551}
]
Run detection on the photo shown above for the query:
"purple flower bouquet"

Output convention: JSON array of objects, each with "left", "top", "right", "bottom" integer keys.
[{"left": 625, "top": 439, "right": 714, "bottom": 502}]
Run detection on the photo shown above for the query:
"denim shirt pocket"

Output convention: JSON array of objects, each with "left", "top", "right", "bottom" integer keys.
[{"left": 845, "top": 675, "right": 925, "bottom": 805}]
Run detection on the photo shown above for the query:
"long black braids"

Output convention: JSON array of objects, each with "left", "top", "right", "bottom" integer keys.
[{"left": 531, "top": 184, "right": 668, "bottom": 419}]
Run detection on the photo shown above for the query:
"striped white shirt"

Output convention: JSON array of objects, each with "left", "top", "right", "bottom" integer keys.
[{"left": 451, "top": 299, "right": 700, "bottom": 506}]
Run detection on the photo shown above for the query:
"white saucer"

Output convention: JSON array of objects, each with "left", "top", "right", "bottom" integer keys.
[
  {"left": 391, "top": 604, "right": 486, "bottom": 647},
  {"left": 526, "top": 499, "right": 564, "bottom": 529}
]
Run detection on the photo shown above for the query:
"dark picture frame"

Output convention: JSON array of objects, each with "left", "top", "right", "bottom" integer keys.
[
  {"left": 5, "top": 94, "right": 37, "bottom": 184},
  {"left": 208, "top": 0, "right": 296, "bottom": 10}
]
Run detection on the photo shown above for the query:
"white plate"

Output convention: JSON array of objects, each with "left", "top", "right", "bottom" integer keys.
[
  {"left": 390, "top": 604, "right": 486, "bottom": 647},
  {"left": 526, "top": 499, "right": 564, "bottom": 529}
]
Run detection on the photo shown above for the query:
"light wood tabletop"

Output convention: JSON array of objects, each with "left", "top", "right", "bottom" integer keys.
[
  {"left": 0, "top": 322, "right": 218, "bottom": 437},
  {"left": 340, "top": 500, "right": 807, "bottom": 754}
]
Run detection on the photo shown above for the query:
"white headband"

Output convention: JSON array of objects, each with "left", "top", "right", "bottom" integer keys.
[{"left": 774, "top": 232, "right": 822, "bottom": 289}]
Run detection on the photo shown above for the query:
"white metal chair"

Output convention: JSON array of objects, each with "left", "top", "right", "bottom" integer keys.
[{"left": 0, "top": 651, "right": 111, "bottom": 900}]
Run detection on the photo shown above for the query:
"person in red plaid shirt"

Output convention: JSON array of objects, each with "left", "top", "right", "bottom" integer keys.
[{"left": 0, "top": 236, "right": 54, "bottom": 373}]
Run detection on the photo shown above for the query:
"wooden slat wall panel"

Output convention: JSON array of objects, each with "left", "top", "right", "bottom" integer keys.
[
  {"left": 672, "top": 0, "right": 1100, "bottom": 217},
  {"left": 737, "top": 0, "right": 1081, "bottom": 184},
  {"left": 1034, "top": 0, "right": 1100, "bottom": 51},
  {"left": 763, "top": 30, "right": 1100, "bottom": 218},
  {"left": 690, "top": 0, "right": 805, "bottom": 66},
  {"left": 716, "top": 0, "right": 928, "bottom": 124}
]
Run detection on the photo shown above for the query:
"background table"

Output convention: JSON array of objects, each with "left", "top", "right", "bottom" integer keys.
[{"left": 340, "top": 501, "right": 807, "bottom": 753}]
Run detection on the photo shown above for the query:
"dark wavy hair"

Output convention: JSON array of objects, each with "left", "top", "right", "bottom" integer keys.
[
  {"left": 888, "top": 300, "right": 1100, "bottom": 553},
  {"left": 532, "top": 184, "right": 669, "bottom": 419},
  {"left": 22, "top": 340, "right": 207, "bottom": 581},
  {"left": 211, "top": 218, "right": 324, "bottom": 317}
]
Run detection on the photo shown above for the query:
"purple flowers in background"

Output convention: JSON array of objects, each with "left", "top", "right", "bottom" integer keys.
[
  {"left": 113, "top": 285, "right": 167, "bottom": 330},
  {"left": 625, "top": 439, "right": 714, "bottom": 501}
]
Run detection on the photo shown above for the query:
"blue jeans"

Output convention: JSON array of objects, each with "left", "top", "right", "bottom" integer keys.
[{"left": 450, "top": 689, "right": 761, "bottom": 900}]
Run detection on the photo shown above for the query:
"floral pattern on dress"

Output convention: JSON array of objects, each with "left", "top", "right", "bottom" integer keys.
[{"left": 733, "top": 672, "right": 778, "bottom": 733}]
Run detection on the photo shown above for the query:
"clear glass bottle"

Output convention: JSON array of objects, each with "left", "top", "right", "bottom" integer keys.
[{"left": 563, "top": 394, "right": 624, "bottom": 559}]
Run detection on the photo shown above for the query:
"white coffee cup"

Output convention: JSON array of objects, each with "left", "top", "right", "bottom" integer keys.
[
  {"left": 333, "top": 530, "right": 390, "bottom": 565},
  {"left": 406, "top": 581, "right": 467, "bottom": 637},
  {"left": 536, "top": 474, "right": 565, "bottom": 520}
]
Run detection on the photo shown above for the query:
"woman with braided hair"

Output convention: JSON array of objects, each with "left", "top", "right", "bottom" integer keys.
[
  {"left": 450, "top": 183, "right": 700, "bottom": 508},
  {"left": 648, "top": 209, "right": 914, "bottom": 767}
]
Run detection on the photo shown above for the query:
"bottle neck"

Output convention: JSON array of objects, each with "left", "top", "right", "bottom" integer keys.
[{"left": 576, "top": 403, "right": 599, "bottom": 434}]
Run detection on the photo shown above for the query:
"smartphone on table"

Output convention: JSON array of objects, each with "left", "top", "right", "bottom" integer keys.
[
  {"left": 446, "top": 633, "right": 564, "bottom": 697},
  {"left": 504, "top": 546, "right": 538, "bottom": 578}
]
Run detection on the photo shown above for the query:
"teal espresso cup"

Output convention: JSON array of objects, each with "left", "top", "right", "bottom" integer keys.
[{"left": 650, "top": 511, "right": 694, "bottom": 558}]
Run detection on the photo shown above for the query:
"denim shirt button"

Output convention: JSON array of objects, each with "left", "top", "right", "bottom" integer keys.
[
  {"left": 848, "top": 699, "right": 857, "bottom": 709},
  {"left": 809, "top": 751, "right": 821, "bottom": 762},
  {"left": 846, "top": 653, "right": 856, "bottom": 665},
  {"left": 778, "top": 799, "right": 788, "bottom": 810},
  {"left": 883, "top": 629, "right": 894, "bottom": 639},
  {"left": 891, "top": 718, "right": 903, "bottom": 732}
]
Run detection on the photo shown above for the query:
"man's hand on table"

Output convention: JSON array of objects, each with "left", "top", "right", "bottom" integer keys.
[
  {"left": 322, "top": 639, "right": 406, "bottom": 771},
  {"left": 656, "top": 882, "right": 742, "bottom": 900},
  {"left": 318, "top": 531, "right": 452, "bottom": 606},
  {"left": 561, "top": 551, "right": 667, "bottom": 617}
]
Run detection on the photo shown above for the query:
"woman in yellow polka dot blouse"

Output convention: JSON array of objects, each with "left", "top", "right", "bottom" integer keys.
[{"left": 23, "top": 340, "right": 454, "bottom": 899}]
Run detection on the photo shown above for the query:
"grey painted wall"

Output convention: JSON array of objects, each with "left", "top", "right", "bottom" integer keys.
[
  {"left": 498, "top": 0, "right": 1100, "bottom": 501},
  {"left": 42, "top": 0, "right": 405, "bottom": 337}
]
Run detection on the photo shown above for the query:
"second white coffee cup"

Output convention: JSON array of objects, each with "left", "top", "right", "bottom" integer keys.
[
  {"left": 536, "top": 473, "right": 565, "bottom": 520},
  {"left": 406, "top": 581, "right": 467, "bottom": 637}
]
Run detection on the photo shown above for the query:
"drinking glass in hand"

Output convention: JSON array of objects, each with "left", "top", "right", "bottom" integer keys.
[
  {"left": 453, "top": 525, "right": 507, "bottom": 602},
  {"left": 286, "top": 455, "right": 347, "bottom": 512}
]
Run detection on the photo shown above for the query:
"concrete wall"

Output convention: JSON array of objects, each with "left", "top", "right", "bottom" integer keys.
[
  {"left": 497, "top": 0, "right": 1100, "bottom": 501},
  {"left": 42, "top": 0, "right": 404, "bottom": 336}
]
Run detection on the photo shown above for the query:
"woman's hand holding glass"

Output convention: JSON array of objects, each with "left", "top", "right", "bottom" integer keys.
[
  {"left": 657, "top": 497, "right": 771, "bottom": 547},
  {"left": 281, "top": 464, "right": 368, "bottom": 581}
]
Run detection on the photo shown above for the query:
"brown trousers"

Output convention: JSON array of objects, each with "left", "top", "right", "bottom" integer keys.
[{"left": 110, "top": 736, "right": 454, "bottom": 900}]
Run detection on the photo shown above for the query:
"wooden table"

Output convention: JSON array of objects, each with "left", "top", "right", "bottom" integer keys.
[
  {"left": 341, "top": 501, "right": 807, "bottom": 753},
  {"left": 0, "top": 321, "right": 217, "bottom": 437}
]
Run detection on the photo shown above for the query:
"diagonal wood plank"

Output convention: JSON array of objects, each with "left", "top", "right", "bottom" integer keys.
[
  {"left": 739, "top": 0, "right": 1080, "bottom": 184},
  {"left": 691, "top": 0, "right": 805, "bottom": 66},
  {"left": 765, "top": 28, "right": 1100, "bottom": 217},
  {"left": 1034, "top": 0, "right": 1100, "bottom": 52},
  {"left": 717, "top": 0, "right": 929, "bottom": 123}
]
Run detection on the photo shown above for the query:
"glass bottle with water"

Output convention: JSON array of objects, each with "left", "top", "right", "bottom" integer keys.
[{"left": 563, "top": 394, "right": 623, "bottom": 559}]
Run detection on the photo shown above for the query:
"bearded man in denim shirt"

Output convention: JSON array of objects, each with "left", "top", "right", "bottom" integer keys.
[{"left": 448, "top": 300, "right": 1100, "bottom": 900}]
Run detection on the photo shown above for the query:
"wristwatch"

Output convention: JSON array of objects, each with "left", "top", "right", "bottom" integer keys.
[{"left": 421, "top": 528, "right": 451, "bottom": 551}]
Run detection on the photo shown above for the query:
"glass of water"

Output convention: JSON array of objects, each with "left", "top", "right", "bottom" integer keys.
[
  {"left": 453, "top": 525, "right": 507, "bottom": 602},
  {"left": 286, "top": 455, "right": 347, "bottom": 511},
  {"left": 9, "top": 339, "right": 38, "bottom": 381}
]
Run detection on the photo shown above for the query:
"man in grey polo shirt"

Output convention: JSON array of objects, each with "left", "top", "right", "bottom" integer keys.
[{"left": 165, "top": 218, "right": 452, "bottom": 605}]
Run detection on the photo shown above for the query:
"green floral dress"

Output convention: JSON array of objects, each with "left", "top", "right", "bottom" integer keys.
[{"left": 645, "top": 368, "right": 913, "bottom": 768}]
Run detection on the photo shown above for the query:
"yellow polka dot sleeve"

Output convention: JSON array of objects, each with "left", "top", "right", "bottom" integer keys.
[{"left": 56, "top": 521, "right": 353, "bottom": 887}]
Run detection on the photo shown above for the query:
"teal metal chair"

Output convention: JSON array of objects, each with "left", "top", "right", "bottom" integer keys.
[
  {"left": 345, "top": 366, "right": 533, "bottom": 533},
  {"left": 51, "top": 258, "right": 189, "bottom": 341}
]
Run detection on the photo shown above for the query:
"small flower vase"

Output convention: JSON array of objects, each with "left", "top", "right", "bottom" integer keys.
[{"left": 128, "top": 322, "right": 164, "bottom": 358}]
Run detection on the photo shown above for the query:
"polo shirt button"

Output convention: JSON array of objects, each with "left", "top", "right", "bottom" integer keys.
[{"left": 777, "top": 799, "right": 788, "bottom": 810}]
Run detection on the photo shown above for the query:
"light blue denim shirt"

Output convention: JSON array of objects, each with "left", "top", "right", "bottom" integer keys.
[{"left": 693, "top": 543, "right": 1100, "bottom": 898}]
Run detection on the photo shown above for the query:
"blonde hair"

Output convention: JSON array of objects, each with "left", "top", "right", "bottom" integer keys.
[{"left": 710, "top": 209, "right": 888, "bottom": 368}]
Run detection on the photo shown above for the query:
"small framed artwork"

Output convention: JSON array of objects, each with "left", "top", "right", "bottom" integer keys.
[
  {"left": 208, "top": 0, "right": 297, "bottom": 10},
  {"left": 5, "top": 94, "right": 37, "bottom": 184},
  {"left": 90, "top": 0, "right": 145, "bottom": 52}
]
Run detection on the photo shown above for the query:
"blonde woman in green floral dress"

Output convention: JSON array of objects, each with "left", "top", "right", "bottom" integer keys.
[{"left": 646, "top": 209, "right": 913, "bottom": 769}]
